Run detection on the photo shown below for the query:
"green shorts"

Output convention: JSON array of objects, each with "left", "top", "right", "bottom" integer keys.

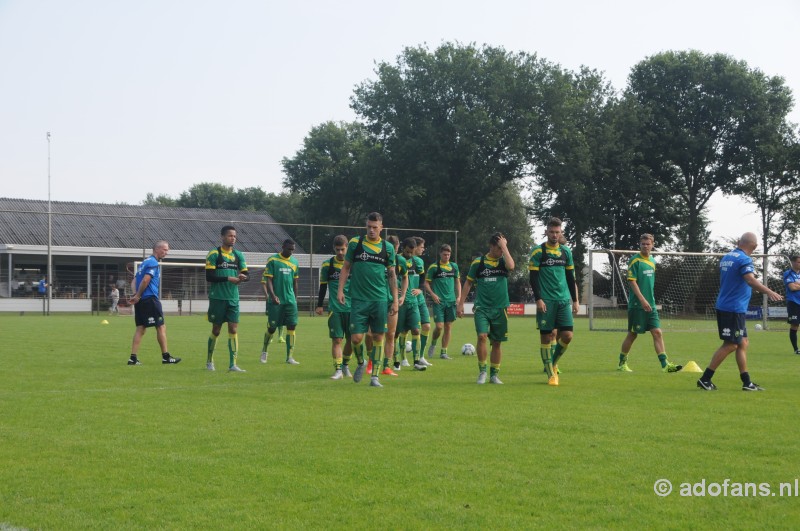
[
  {"left": 628, "top": 307, "right": 661, "bottom": 334},
  {"left": 397, "top": 303, "right": 421, "bottom": 333},
  {"left": 328, "top": 311, "right": 351, "bottom": 339},
  {"left": 536, "top": 299, "right": 573, "bottom": 333},
  {"left": 473, "top": 306, "right": 508, "bottom": 343},
  {"left": 350, "top": 299, "right": 388, "bottom": 335},
  {"left": 432, "top": 301, "right": 456, "bottom": 323},
  {"left": 208, "top": 298, "right": 240, "bottom": 325},
  {"left": 417, "top": 298, "right": 431, "bottom": 324},
  {"left": 267, "top": 302, "right": 298, "bottom": 328}
]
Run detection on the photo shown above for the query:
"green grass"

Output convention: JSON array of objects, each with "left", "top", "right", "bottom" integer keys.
[{"left": 1, "top": 314, "right": 799, "bottom": 529}]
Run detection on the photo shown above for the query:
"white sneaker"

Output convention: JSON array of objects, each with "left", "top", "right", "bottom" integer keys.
[
  {"left": 330, "top": 369, "right": 343, "bottom": 380},
  {"left": 286, "top": 357, "right": 300, "bottom": 365},
  {"left": 228, "top": 365, "right": 246, "bottom": 372},
  {"left": 440, "top": 353, "right": 452, "bottom": 360},
  {"left": 401, "top": 359, "right": 411, "bottom": 367},
  {"left": 206, "top": 362, "right": 215, "bottom": 371},
  {"left": 342, "top": 365, "right": 352, "bottom": 378},
  {"left": 477, "top": 372, "right": 487, "bottom": 384},
  {"left": 420, "top": 357, "right": 433, "bottom": 367},
  {"left": 413, "top": 361, "right": 427, "bottom": 371},
  {"left": 370, "top": 376, "right": 383, "bottom": 388},
  {"left": 260, "top": 352, "right": 268, "bottom": 364},
  {"left": 427, "top": 346, "right": 436, "bottom": 358},
  {"left": 490, "top": 375, "right": 503, "bottom": 384}
]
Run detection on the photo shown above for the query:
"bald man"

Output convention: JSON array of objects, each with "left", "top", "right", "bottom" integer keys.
[{"left": 697, "top": 233, "right": 782, "bottom": 391}]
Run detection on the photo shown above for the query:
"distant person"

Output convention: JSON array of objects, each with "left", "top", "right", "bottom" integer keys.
[
  {"left": 528, "top": 217, "right": 579, "bottom": 387},
  {"left": 336, "top": 212, "right": 400, "bottom": 388},
  {"left": 261, "top": 239, "right": 301, "bottom": 365},
  {"left": 697, "top": 232, "right": 783, "bottom": 391},
  {"left": 37, "top": 276, "right": 47, "bottom": 298},
  {"left": 424, "top": 244, "right": 461, "bottom": 360},
  {"left": 616, "top": 233, "right": 682, "bottom": 373},
  {"left": 316, "top": 235, "right": 353, "bottom": 379},
  {"left": 413, "top": 237, "right": 434, "bottom": 366},
  {"left": 782, "top": 255, "right": 800, "bottom": 354},
  {"left": 397, "top": 237, "right": 425, "bottom": 371},
  {"left": 109, "top": 285, "right": 120, "bottom": 314},
  {"left": 127, "top": 241, "right": 181, "bottom": 366},
  {"left": 457, "top": 232, "right": 515, "bottom": 384},
  {"left": 205, "top": 225, "right": 249, "bottom": 372}
]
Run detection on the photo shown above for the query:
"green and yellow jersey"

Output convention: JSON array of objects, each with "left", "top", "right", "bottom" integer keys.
[
  {"left": 528, "top": 242, "right": 574, "bottom": 301},
  {"left": 345, "top": 235, "right": 396, "bottom": 302},
  {"left": 466, "top": 254, "right": 510, "bottom": 309},
  {"left": 262, "top": 253, "right": 299, "bottom": 305},
  {"left": 205, "top": 247, "right": 248, "bottom": 301},
  {"left": 320, "top": 256, "right": 350, "bottom": 313},
  {"left": 626, "top": 253, "right": 656, "bottom": 310},
  {"left": 426, "top": 261, "right": 460, "bottom": 302}
]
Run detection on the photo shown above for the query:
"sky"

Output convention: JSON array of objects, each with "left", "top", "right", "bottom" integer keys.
[{"left": 1, "top": 0, "right": 798, "bottom": 243}]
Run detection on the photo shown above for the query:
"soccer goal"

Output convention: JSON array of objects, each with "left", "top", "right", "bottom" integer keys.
[{"left": 587, "top": 249, "right": 788, "bottom": 332}]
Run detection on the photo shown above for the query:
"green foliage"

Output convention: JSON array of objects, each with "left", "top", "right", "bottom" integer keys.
[{"left": 2, "top": 314, "right": 800, "bottom": 528}]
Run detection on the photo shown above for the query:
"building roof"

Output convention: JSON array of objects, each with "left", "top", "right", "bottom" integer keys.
[{"left": 0, "top": 197, "right": 301, "bottom": 255}]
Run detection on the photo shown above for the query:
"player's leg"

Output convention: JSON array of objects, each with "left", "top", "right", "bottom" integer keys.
[
  {"left": 618, "top": 330, "right": 636, "bottom": 371},
  {"left": 128, "top": 324, "right": 146, "bottom": 365},
  {"left": 156, "top": 324, "right": 180, "bottom": 364},
  {"left": 226, "top": 320, "right": 245, "bottom": 372},
  {"left": 331, "top": 335, "right": 344, "bottom": 379},
  {"left": 382, "top": 302, "right": 398, "bottom": 376},
  {"left": 278, "top": 325, "right": 286, "bottom": 343},
  {"left": 261, "top": 302, "right": 279, "bottom": 363},
  {"left": 488, "top": 309, "right": 507, "bottom": 384},
  {"left": 349, "top": 301, "right": 371, "bottom": 383},
  {"left": 440, "top": 316, "right": 454, "bottom": 359},
  {"left": 474, "top": 308, "right": 490, "bottom": 383},
  {"left": 367, "top": 302, "right": 389, "bottom": 386},
  {"left": 788, "top": 302, "right": 800, "bottom": 353},
  {"left": 419, "top": 303, "right": 432, "bottom": 365},
  {"left": 551, "top": 301, "right": 574, "bottom": 371},
  {"left": 284, "top": 303, "right": 299, "bottom": 365},
  {"left": 698, "top": 311, "right": 741, "bottom": 390}
]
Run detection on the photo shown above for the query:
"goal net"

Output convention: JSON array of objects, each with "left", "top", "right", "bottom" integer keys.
[{"left": 587, "top": 250, "right": 788, "bottom": 332}]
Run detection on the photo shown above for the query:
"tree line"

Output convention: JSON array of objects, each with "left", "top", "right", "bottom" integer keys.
[{"left": 145, "top": 43, "right": 800, "bottom": 293}]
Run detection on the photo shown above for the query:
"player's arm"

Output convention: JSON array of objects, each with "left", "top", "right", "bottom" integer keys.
[
  {"left": 423, "top": 271, "right": 439, "bottom": 304},
  {"left": 129, "top": 273, "right": 151, "bottom": 304},
  {"left": 238, "top": 266, "right": 249, "bottom": 282},
  {"left": 566, "top": 268, "right": 579, "bottom": 314},
  {"left": 337, "top": 261, "right": 351, "bottom": 305},
  {"left": 398, "top": 271, "right": 408, "bottom": 306},
  {"left": 628, "top": 278, "right": 651, "bottom": 312},
  {"left": 387, "top": 265, "right": 399, "bottom": 316},
  {"left": 744, "top": 273, "right": 783, "bottom": 302},
  {"left": 529, "top": 269, "right": 546, "bottom": 312},
  {"left": 316, "top": 282, "right": 327, "bottom": 316},
  {"left": 457, "top": 279, "right": 473, "bottom": 318},
  {"left": 454, "top": 267, "right": 462, "bottom": 302},
  {"left": 265, "top": 276, "right": 280, "bottom": 304},
  {"left": 498, "top": 236, "right": 514, "bottom": 271}
]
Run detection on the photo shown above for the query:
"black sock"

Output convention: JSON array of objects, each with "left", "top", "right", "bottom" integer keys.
[
  {"left": 130, "top": 354, "right": 137, "bottom": 360},
  {"left": 162, "top": 352, "right": 170, "bottom": 359},
  {"left": 740, "top": 371, "right": 751, "bottom": 386},
  {"left": 791, "top": 330, "right": 798, "bottom": 351},
  {"left": 701, "top": 368, "right": 715, "bottom": 382}
]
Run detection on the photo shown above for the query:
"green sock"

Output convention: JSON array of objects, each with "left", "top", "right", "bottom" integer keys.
[
  {"left": 262, "top": 330, "right": 274, "bottom": 353},
  {"left": 420, "top": 329, "right": 429, "bottom": 355},
  {"left": 286, "top": 330, "right": 296, "bottom": 360},
  {"left": 228, "top": 334, "right": 238, "bottom": 368},
  {"left": 478, "top": 361, "right": 488, "bottom": 373},
  {"left": 352, "top": 340, "right": 365, "bottom": 365},
  {"left": 490, "top": 364, "right": 500, "bottom": 377},
  {"left": 441, "top": 347, "right": 447, "bottom": 356},
  {"left": 411, "top": 334, "right": 420, "bottom": 361},
  {"left": 207, "top": 334, "right": 218, "bottom": 363},
  {"left": 371, "top": 341, "right": 384, "bottom": 377},
  {"left": 658, "top": 353, "right": 667, "bottom": 368},
  {"left": 540, "top": 344, "right": 553, "bottom": 378},
  {"left": 619, "top": 353, "right": 628, "bottom": 366},
  {"left": 552, "top": 340, "right": 568, "bottom": 366}
]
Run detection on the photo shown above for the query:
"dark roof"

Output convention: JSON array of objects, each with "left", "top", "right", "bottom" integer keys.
[{"left": 0, "top": 197, "right": 299, "bottom": 253}]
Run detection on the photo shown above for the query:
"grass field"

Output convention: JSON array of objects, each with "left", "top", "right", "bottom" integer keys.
[{"left": 2, "top": 313, "right": 799, "bottom": 529}]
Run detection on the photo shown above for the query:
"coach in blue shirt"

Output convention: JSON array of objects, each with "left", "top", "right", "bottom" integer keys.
[
  {"left": 697, "top": 232, "right": 782, "bottom": 392},
  {"left": 782, "top": 256, "right": 800, "bottom": 354}
]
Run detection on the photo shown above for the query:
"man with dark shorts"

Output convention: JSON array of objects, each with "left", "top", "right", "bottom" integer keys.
[
  {"left": 782, "top": 256, "right": 800, "bottom": 354},
  {"left": 127, "top": 240, "right": 180, "bottom": 366},
  {"left": 697, "top": 232, "right": 782, "bottom": 391}
]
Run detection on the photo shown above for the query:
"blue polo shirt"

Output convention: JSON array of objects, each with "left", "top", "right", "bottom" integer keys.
[
  {"left": 783, "top": 268, "right": 800, "bottom": 305},
  {"left": 134, "top": 255, "right": 161, "bottom": 300},
  {"left": 715, "top": 248, "right": 755, "bottom": 313}
]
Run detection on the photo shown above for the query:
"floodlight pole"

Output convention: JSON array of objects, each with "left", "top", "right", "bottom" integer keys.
[{"left": 46, "top": 132, "right": 52, "bottom": 316}]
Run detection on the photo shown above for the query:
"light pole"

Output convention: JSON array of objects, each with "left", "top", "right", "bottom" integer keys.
[{"left": 47, "top": 132, "right": 52, "bottom": 316}]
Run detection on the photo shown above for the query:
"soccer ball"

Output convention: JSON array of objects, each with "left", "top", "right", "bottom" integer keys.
[
  {"left": 405, "top": 341, "right": 413, "bottom": 352},
  {"left": 461, "top": 343, "right": 476, "bottom": 356},
  {"left": 754, "top": 323, "right": 763, "bottom": 331}
]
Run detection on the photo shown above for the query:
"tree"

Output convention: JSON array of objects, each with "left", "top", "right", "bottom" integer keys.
[
  {"left": 626, "top": 50, "right": 783, "bottom": 251},
  {"left": 351, "top": 42, "right": 562, "bottom": 232}
]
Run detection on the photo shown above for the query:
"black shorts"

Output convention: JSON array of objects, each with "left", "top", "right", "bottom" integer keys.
[
  {"left": 716, "top": 310, "right": 747, "bottom": 344},
  {"left": 788, "top": 301, "right": 800, "bottom": 325},
  {"left": 134, "top": 297, "right": 165, "bottom": 328}
]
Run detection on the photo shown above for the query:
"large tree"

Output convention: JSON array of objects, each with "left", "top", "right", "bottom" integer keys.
[{"left": 626, "top": 50, "right": 784, "bottom": 251}]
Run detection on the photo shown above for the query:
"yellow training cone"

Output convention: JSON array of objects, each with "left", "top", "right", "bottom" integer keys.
[
  {"left": 101, "top": 319, "right": 109, "bottom": 325},
  {"left": 682, "top": 360, "right": 703, "bottom": 373}
]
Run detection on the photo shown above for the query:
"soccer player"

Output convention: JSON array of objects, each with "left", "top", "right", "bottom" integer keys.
[
  {"left": 316, "top": 235, "right": 354, "bottom": 379},
  {"left": 397, "top": 237, "right": 427, "bottom": 371},
  {"left": 127, "top": 240, "right": 181, "bottom": 366},
  {"left": 205, "top": 226, "right": 249, "bottom": 372},
  {"left": 381, "top": 234, "right": 406, "bottom": 376},
  {"left": 782, "top": 256, "right": 800, "bottom": 354},
  {"left": 336, "top": 212, "right": 400, "bottom": 388},
  {"left": 261, "top": 239, "right": 301, "bottom": 365},
  {"left": 457, "top": 232, "right": 515, "bottom": 384},
  {"left": 109, "top": 285, "right": 120, "bottom": 314},
  {"left": 424, "top": 244, "right": 461, "bottom": 360},
  {"left": 529, "top": 217, "right": 579, "bottom": 387},
  {"left": 697, "top": 232, "right": 783, "bottom": 391},
  {"left": 616, "top": 233, "right": 682, "bottom": 373},
  {"left": 413, "top": 237, "right": 434, "bottom": 366}
]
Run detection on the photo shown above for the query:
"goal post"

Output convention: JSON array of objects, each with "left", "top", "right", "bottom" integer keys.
[{"left": 587, "top": 249, "right": 788, "bottom": 332}]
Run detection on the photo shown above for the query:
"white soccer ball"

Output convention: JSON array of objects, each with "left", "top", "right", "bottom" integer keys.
[
  {"left": 461, "top": 343, "right": 476, "bottom": 356},
  {"left": 754, "top": 323, "right": 763, "bottom": 331},
  {"left": 405, "top": 340, "right": 413, "bottom": 352}
]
